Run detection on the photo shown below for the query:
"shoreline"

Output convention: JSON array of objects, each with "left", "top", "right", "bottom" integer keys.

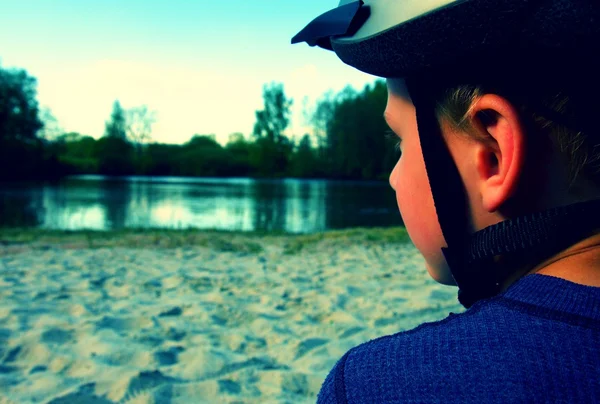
[{"left": 0, "top": 226, "right": 411, "bottom": 255}]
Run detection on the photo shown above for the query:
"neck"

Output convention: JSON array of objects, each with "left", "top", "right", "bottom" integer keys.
[{"left": 500, "top": 231, "right": 600, "bottom": 291}]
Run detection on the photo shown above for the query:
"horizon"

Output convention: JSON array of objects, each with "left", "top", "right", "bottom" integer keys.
[{"left": 0, "top": 0, "right": 377, "bottom": 146}]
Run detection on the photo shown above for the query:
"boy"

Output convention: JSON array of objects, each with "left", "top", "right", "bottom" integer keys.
[{"left": 293, "top": 1, "right": 600, "bottom": 402}]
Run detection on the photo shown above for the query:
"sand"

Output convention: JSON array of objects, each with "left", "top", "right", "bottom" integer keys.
[{"left": 0, "top": 231, "right": 462, "bottom": 403}]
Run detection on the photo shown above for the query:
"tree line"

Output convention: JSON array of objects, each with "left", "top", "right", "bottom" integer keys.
[{"left": 0, "top": 63, "right": 400, "bottom": 182}]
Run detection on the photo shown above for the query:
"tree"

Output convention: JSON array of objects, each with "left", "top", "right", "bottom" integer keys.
[
  {"left": 104, "top": 100, "right": 127, "bottom": 139},
  {"left": 311, "top": 90, "right": 336, "bottom": 174},
  {"left": 0, "top": 66, "right": 43, "bottom": 143},
  {"left": 37, "top": 107, "right": 63, "bottom": 141},
  {"left": 126, "top": 105, "right": 156, "bottom": 146},
  {"left": 97, "top": 100, "right": 133, "bottom": 175},
  {"left": 186, "top": 134, "right": 219, "bottom": 148},
  {"left": 253, "top": 82, "right": 292, "bottom": 143},
  {"left": 225, "top": 133, "right": 253, "bottom": 176},
  {"left": 251, "top": 83, "right": 294, "bottom": 176},
  {"left": 178, "top": 134, "right": 228, "bottom": 177},
  {"left": 0, "top": 65, "right": 44, "bottom": 180},
  {"left": 125, "top": 105, "right": 156, "bottom": 174},
  {"left": 228, "top": 132, "right": 245, "bottom": 145},
  {"left": 50, "top": 132, "right": 98, "bottom": 174},
  {"left": 314, "top": 81, "right": 391, "bottom": 180},
  {"left": 142, "top": 143, "right": 179, "bottom": 176},
  {"left": 95, "top": 136, "right": 134, "bottom": 176},
  {"left": 290, "top": 134, "right": 317, "bottom": 178}
]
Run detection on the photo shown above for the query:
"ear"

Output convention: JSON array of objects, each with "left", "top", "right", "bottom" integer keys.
[{"left": 469, "top": 94, "right": 527, "bottom": 213}]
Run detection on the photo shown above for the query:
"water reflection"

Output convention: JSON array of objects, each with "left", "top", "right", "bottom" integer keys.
[
  {"left": 284, "top": 180, "right": 327, "bottom": 233},
  {"left": 0, "top": 183, "right": 43, "bottom": 227},
  {"left": 103, "top": 179, "right": 131, "bottom": 228},
  {"left": 0, "top": 176, "right": 402, "bottom": 233}
]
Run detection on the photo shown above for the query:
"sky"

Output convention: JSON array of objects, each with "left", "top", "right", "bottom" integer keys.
[{"left": 0, "top": 0, "right": 378, "bottom": 145}]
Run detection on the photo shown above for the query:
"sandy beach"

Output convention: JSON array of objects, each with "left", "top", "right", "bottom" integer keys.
[{"left": 0, "top": 228, "right": 462, "bottom": 403}]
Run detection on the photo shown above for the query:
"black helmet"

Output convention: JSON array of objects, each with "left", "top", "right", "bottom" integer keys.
[{"left": 292, "top": 0, "right": 600, "bottom": 307}]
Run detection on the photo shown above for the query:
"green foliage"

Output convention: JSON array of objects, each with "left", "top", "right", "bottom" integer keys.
[
  {"left": 0, "top": 66, "right": 43, "bottom": 143},
  {"left": 141, "top": 143, "right": 180, "bottom": 176},
  {"left": 95, "top": 135, "right": 134, "bottom": 176},
  {"left": 38, "top": 108, "right": 63, "bottom": 141},
  {"left": 250, "top": 136, "right": 294, "bottom": 177},
  {"left": 290, "top": 134, "right": 318, "bottom": 178},
  {"left": 2, "top": 63, "right": 397, "bottom": 182},
  {"left": 91, "top": 100, "right": 135, "bottom": 176},
  {"left": 0, "top": 65, "right": 47, "bottom": 180},
  {"left": 0, "top": 228, "right": 266, "bottom": 253},
  {"left": 253, "top": 82, "right": 292, "bottom": 142},
  {"left": 177, "top": 134, "right": 230, "bottom": 176},
  {"left": 319, "top": 81, "right": 396, "bottom": 179},
  {"left": 225, "top": 133, "right": 253, "bottom": 176},
  {"left": 0, "top": 227, "right": 410, "bottom": 253},
  {"left": 282, "top": 226, "right": 410, "bottom": 255},
  {"left": 105, "top": 100, "right": 127, "bottom": 140},
  {"left": 49, "top": 132, "right": 99, "bottom": 173},
  {"left": 251, "top": 83, "right": 294, "bottom": 176},
  {"left": 186, "top": 134, "right": 219, "bottom": 149}
]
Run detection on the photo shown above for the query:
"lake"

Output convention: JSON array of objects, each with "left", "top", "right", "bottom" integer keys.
[{"left": 0, "top": 175, "right": 403, "bottom": 233}]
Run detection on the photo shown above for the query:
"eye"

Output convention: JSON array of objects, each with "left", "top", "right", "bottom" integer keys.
[{"left": 385, "top": 129, "right": 403, "bottom": 153}]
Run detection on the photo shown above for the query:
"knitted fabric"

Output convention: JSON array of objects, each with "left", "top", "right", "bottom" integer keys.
[{"left": 318, "top": 274, "right": 600, "bottom": 403}]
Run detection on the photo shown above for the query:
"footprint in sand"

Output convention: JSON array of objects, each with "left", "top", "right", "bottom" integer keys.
[
  {"left": 96, "top": 316, "right": 132, "bottom": 332},
  {"left": 3, "top": 345, "right": 21, "bottom": 363},
  {"left": 0, "top": 364, "right": 17, "bottom": 375},
  {"left": 125, "top": 370, "right": 181, "bottom": 398},
  {"left": 158, "top": 307, "right": 183, "bottom": 317},
  {"left": 281, "top": 372, "right": 310, "bottom": 397},
  {"left": 46, "top": 382, "right": 112, "bottom": 404},
  {"left": 218, "top": 379, "right": 242, "bottom": 395},
  {"left": 29, "top": 365, "right": 47, "bottom": 374},
  {"left": 41, "top": 328, "right": 74, "bottom": 345},
  {"left": 167, "top": 327, "right": 187, "bottom": 342},
  {"left": 95, "top": 316, "right": 152, "bottom": 334},
  {"left": 339, "top": 326, "right": 365, "bottom": 339},
  {"left": 294, "top": 338, "right": 329, "bottom": 360},
  {"left": 210, "top": 314, "right": 228, "bottom": 326},
  {"left": 154, "top": 346, "right": 185, "bottom": 366}
]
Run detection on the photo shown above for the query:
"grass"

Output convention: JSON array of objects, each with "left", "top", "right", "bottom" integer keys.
[
  {"left": 0, "top": 227, "right": 411, "bottom": 255},
  {"left": 0, "top": 228, "right": 264, "bottom": 254},
  {"left": 280, "top": 227, "right": 410, "bottom": 255}
]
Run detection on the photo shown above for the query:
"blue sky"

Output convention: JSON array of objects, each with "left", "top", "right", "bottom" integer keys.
[{"left": 0, "top": 0, "right": 377, "bottom": 145}]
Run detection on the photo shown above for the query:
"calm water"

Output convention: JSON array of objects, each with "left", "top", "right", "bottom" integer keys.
[{"left": 0, "top": 176, "right": 403, "bottom": 233}]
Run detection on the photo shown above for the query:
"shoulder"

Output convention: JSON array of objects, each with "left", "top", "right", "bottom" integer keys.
[
  {"left": 318, "top": 275, "right": 600, "bottom": 403},
  {"left": 317, "top": 304, "right": 493, "bottom": 403},
  {"left": 317, "top": 298, "right": 550, "bottom": 403}
]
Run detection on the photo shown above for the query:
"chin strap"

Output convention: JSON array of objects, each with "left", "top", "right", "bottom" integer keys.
[
  {"left": 407, "top": 78, "right": 600, "bottom": 308},
  {"left": 448, "top": 199, "right": 600, "bottom": 307}
]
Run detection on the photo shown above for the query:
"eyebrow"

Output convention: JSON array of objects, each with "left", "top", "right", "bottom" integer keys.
[
  {"left": 383, "top": 112, "right": 397, "bottom": 134},
  {"left": 383, "top": 111, "right": 403, "bottom": 139},
  {"left": 383, "top": 112, "right": 391, "bottom": 126}
]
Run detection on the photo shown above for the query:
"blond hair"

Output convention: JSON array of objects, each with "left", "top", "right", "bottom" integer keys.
[{"left": 434, "top": 81, "right": 600, "bottom": 191}]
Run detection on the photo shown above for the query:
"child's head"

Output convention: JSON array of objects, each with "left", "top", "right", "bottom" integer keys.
[
  {"left": 293, "top": 0, "right": 600, "bottom": 304},
  {"left": 385, "top": 72, "right": 600, "bottom": 285}
]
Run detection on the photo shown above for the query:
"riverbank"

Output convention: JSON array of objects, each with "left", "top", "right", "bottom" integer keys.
[
  {"left": 0, "top": 228, "right": 462, "bottom": 403},
  {"left": 0, "top": 227, "right": 411, "bottom": 255}
]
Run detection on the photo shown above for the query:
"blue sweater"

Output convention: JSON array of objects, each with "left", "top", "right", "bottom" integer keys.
[{"left": 317, "top": 275, "right": 600, "bottom": 403}]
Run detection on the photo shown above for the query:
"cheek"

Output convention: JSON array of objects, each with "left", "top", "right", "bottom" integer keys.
[{"left": 392, "top": 148, "right": 456, "bottom": 285}]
